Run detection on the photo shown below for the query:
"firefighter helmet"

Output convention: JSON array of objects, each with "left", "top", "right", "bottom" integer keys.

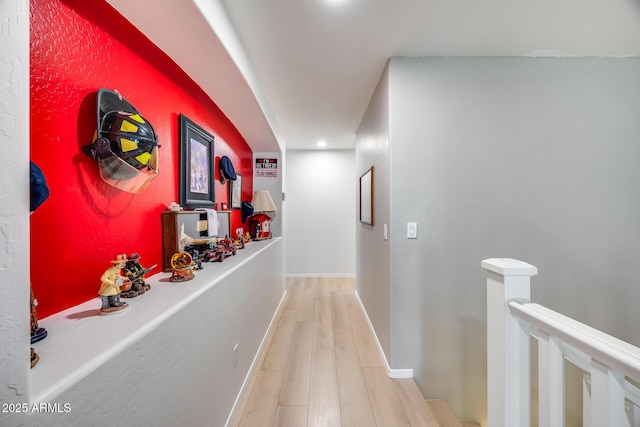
[{"left": 83, "top": 89, "right": 160, "bottom": 193}]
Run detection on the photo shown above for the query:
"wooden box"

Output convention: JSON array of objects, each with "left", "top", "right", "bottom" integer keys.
[{"left": 161, "top": 210, "right": 230, "bottom": 272}]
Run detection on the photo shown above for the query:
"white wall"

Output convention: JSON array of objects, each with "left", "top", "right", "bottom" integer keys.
[
  {"left": 357, "top": 56, "right": 640, "bottom": 426},
  {"left": 7, "top": 239, "right": 284, "bottom": 427},
  {"left": 284, "top": 149, "right": 356, "bottom": 276},
  {"left": 0, "top": 0, "right": 30, "bottom": 404},
  {"left": 354, "top": 62, "right": 392, "bottom": 361}
]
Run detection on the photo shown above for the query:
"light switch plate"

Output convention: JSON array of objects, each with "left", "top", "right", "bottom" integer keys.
[{"left": 407, "top": 222, "right": 417, "bottom": 239}]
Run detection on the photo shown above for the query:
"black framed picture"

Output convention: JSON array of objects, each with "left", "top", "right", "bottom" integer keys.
[
  {"left": 179, "top": 114, "right": 215, "bottom": 209},
  {"left": 229, "top": 173, "right": 242, "bottom": 209}
]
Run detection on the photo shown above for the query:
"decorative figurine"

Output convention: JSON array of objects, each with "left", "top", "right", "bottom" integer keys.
[
  {"left": 30, "top": 286, "right": 45, "bottom": 369},
  {"left": 31, "top": 286, "right": 47, "bottom": 344},
  {"left": 235, "top": 228, "right": 245, "bottom": 249},
  {"left": 248, "top": 214, "right": 273, "bottom": 240},
  {"left": 170, "top": 252, "right": 195, "bottom": 282},
  {"left": 190, "top": 250, "right": 204, "bottom": 270},
  {"left": 120, "top": 253, "right": 156, "bottom": 298},
  {"left": 98, "top": 254, "right": 129, "bottom": 315},
  {"left": 31, "top": 348, "right": 39, "bottom": 369},
  {"left": 235, "top": 234, "right": 245, "bottom": 249},
  {"left": 167, "top": 201, "right": 182, "bottom": 212}
]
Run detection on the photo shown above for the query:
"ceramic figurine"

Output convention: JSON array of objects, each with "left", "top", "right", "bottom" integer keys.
[
  {"left": 190, "top": 251, "right": 204, "bottom": 270},
  {"left": 235, "top": 228, "right": 245, "bottom": 249},
  {"left": 235, "top": 234, "right": 245, "bottom": 249},
  {"left": 170, "top": 252, "right": 195, "bottom": 282},
  {"left": 121, "top": 253, "right": 156, "bottom": 298},
  {"left": 167, "top": 201, "right": 182, "bottom": 212},
  {"left": 98, "top": 254, "right": 129, "bottom": 314}
]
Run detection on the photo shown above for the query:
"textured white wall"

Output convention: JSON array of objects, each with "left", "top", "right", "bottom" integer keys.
[
  {"left": 284, "top": 149, "right": 356, "bottom": 276},
  {"left": 0, "top": 0, "right": 30, "bottom": 403}
]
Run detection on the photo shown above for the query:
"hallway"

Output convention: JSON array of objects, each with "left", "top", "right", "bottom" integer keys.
[{"left": 231, "top": 277, "right": 464, "bottom": 427}]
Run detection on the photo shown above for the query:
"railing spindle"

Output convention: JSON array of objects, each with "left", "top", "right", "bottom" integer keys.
[
  {"left": 539, "top": 331, "right": 565, "bottom": 426},
  {"left": 591, "top": 359, "right": 626, "bottom": 427}
]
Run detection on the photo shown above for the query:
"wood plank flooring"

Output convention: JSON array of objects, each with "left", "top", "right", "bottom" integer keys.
[{"left": 231, "top": 277, "right": 448, "bottom": 427}]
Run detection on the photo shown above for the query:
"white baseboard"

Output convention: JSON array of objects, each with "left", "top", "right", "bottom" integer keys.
[
  {"left": 285, "top": 273, "right": 356, "bottom": 278},
  {"left": 354, "top": 290, "right": 414, "bottom": 379}
]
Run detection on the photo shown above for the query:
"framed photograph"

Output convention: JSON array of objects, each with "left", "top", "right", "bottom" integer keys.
[
  {"left": 220, "top": 202, "right": 228, "bottom": 211},
  {"left": 179, "top": 114, "right": 215, "bottom": 209},
  {"left": 359, "top": 166, "right": 374, "bottom": 225},
  {"left": 229, "top": 173, "right": 242, "bottom": 209}
]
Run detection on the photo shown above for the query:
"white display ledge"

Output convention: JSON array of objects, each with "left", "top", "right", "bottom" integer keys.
[{"left": 30, "top": 238, "right": 281, "bottom": 404}]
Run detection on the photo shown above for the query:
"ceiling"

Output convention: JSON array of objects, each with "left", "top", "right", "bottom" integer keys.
[{"left": 107, "top": 0, "right": 640, "bottom": 152}]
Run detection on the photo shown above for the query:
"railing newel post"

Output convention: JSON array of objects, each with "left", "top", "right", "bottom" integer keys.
[{"left": 483, "top": 258, "right": 538, "bottom": 427}]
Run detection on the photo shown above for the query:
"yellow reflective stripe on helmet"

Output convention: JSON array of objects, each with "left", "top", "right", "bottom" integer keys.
[
  {"left": 129, "top": 114, "right": 146, "bottom": 124},
  {"left": 120, "top": 120, "right": 139, "bottom": 133},
  {"left": 135, "top": 152, "right": 151, "bottom": 165},
  {"left": 120, "top": 138, "right": 139, "bottom": 152}
]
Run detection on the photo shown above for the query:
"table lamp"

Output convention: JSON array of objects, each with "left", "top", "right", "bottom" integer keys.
[{"left": 249, "top": 190, "right": 276, "bottom": 240}]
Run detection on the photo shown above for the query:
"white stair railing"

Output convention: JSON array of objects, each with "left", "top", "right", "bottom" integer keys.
[{"left": 483, "top": 258, "right": 640, "bottom": 427}]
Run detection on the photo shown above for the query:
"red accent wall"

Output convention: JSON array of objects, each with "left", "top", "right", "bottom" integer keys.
[{"left": 30, "top": 0, "right": 253, "bottom": 318}]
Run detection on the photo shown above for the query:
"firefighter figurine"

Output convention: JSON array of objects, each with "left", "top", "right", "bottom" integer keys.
[
  {"left": 121, "top": 253, "right": 156, "bottom": 298},
  {"left": 98, "top": 254, "right": 129, "bottom": 315}
]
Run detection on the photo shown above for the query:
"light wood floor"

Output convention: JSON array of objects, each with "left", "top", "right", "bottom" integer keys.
[{"left": 230, "top": 277, "right": 452, "bottom": 427}]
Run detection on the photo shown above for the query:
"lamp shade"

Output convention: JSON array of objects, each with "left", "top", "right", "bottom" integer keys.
[{"left": 251, "top": 190, "right": 277, "bottom": 213}]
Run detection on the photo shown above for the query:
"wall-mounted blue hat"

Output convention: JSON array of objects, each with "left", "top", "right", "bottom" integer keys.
[
  {"left": 241, "top": 201, "right": 254, "bottom": 223},
  {"left": 30, "top": 161, "right": 50, "bottom": 213},
  {"left": 219, "top": 156, "right": 237, "bottom": 184}
]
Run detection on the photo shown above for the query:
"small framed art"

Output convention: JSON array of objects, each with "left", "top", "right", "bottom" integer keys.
[
  {"left": 229, "top": 173, "right": 242, "bottom": 209},
  {"left": 359, "top": 166, "right": 373, "bottom": 225}
]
